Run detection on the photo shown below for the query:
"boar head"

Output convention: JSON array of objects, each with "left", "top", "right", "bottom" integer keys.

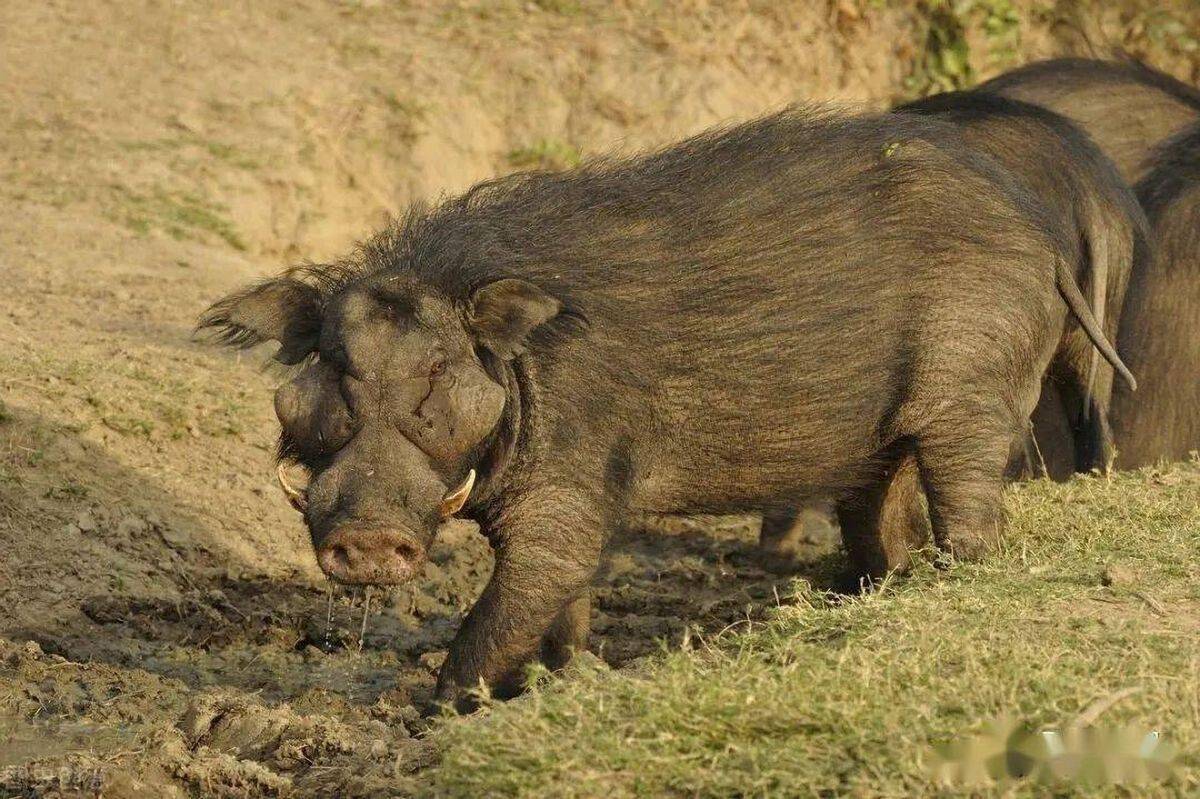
[{"left": 198, "top": 268, "right": 560, "bottom": 584}]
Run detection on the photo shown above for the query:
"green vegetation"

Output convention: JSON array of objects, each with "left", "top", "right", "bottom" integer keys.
[
  {"left": 119, "top": 133, "right": 261, "bottom": 171},
  {"left": 507, "top": 138, "right": 583, "bottom": 171},
  {"left": 0, "top": 350, "right": 254, "bottom": 443},
  {"left": 43, "top": 481, "right": 89, "bottom": 501},
  {"left": 429, "top": 465, "right": 1200, "bottom": 797},
  {"left": 904, "top": 0, "right": 1022, "bottom": 98},
  {"left": 110, "top": 186, "right": 246, "bottom": 251},
  {"left": 86, "top": 357, "right": 252, "bottom": 441},
  {"left": 1130, "top": 8, "right": 1200, "bottom": 55},
  {"left": 532, "top": 0, "right": 583, "bottom": 14},
  {"left": 376, "top": 89, "right": 428, "bottom": 120}
]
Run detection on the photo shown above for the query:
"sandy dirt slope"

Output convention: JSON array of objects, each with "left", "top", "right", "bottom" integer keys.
[{"left": 1, "top": 1, "right": 1199, "bottom": 796}]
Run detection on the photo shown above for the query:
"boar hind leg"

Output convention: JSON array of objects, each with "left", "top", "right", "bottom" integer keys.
[
  {"left": 1017, "top": 383, "right": 1078, "bottom": 482},
  {"left": 1050, "top": 353, "right": 1117, "bottom": 475},
  {"left": 836, "top": 453, "right": 930, "bottom": 588},
  {"left": 540, "top": 592, "right": 591, "bottom": 671},
  {"left": 914, "top": 419, "right": 1015, "bottom": 563}
]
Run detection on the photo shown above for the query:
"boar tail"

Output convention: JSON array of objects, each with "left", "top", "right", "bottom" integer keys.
[
  {"left": 1082, "top": 218, "right": 1110, "bottom": 418},
  {"left": 1054, "top": 256, "right": 1137, "bottom": 392}
]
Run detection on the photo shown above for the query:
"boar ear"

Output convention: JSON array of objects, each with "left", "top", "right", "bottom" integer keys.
[
  {"left": 467, "top": 278, "right": 561, "bottom": 359},
  {"left": 197, "top": 277, "right": 322, "bottom": 365}
]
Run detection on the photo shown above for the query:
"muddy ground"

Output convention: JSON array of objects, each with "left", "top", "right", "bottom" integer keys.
[
  {"left": 0, "top": 511, "right": 839, "bottom": 797},
  {"left": 2, "top": 1, "right": 1200, "bottom": 796}
]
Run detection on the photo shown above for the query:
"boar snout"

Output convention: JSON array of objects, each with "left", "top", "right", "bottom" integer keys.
[{"left": 317, "top": 526, "right": 425, "bottom": 585}]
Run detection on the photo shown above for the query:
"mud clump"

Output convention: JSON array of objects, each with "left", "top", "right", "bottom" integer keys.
[
  {"left": 0, "top": 639, "right": 438, "bottom": 798},
  {"left": 174, "top": 692, "right": 437, "bottom": 797}
]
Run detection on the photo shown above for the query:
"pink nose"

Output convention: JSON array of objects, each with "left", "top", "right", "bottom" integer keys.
[{"left": 316, "top": 528, "right": 425, "bottom": 585}]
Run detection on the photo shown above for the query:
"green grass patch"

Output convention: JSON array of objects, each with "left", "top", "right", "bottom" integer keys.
[
  {"left": 532, "top": 0, "right": 583, "bottom": 14},
  {"left": 904, "top": 0, "right": 1021, "bottom": 99},
  {"left": 0, "top": 350, "right": 257, "bottom": 443},
  {"left": 429, "top": 465, "right": 1200, "bottom": 797},
  {"left": 507, "top": 138, "right": 583, "bottom": 171},
  {"left": 376, "top": 89, "right": 428, "bottom": 120},
  {"left": 118, "top": 134, "right": 261, "bottom": 170},
  {"left": 1131, "top": 8, "right": 1200, "bottom": 55},
  {"left": 110, "top": 186, "right": 245, "bottom": 250}
]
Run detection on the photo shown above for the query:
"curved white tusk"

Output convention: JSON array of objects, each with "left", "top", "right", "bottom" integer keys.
[
  {"left": 439, "top": 468, "right": 476, "bottom": 518},
  {"left": 276, "top": 463, "right": 309, "bottom": 513}
]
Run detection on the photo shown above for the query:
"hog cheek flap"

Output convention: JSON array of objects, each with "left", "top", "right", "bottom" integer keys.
[
  {"left": 394, "top": 367, "right": 505, "bottom": 461},
  {"left": 312, "top": 395, "right": 354, "bottom": 453},
  {"left": 281, "top": 363, "right": 354, "bottom": 457}
]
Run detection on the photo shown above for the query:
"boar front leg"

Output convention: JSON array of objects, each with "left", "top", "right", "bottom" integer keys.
[
  {"left": 540, "top": 592, "right": 591, "bottom": 671},
  {"left": 435, "top": 497, "right": 602, "bottom": 713}
]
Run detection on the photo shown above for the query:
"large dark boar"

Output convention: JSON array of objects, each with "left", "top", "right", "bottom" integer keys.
[
  {"left": 1112, "top": 124, "right": 1200, "bottom": 465},
  {"left": 980, "top": 57, "right": 1200, "bottom": 471},
  {"left": 762, "top": 92, "right": 1148, "bottom": 571},
  {"left": 980, "top": 56, "right": 1200, "bottom": 184},
  {"left": 200, "top": 109, "right": 1130, "bottom": 709}
]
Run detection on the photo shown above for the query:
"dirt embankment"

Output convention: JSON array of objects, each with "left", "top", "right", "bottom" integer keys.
[{"left": 2, "top": 1, "right": 1199, "bottom": 796}]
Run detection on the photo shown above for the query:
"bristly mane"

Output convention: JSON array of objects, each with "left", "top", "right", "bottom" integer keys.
[{"left": 316, "top": 106, "right": 870, "bottom": 312}]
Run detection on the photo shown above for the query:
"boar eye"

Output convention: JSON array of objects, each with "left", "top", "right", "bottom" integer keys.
[{"left": 429, "top": 355, "right": 447, "bottom": 378}]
